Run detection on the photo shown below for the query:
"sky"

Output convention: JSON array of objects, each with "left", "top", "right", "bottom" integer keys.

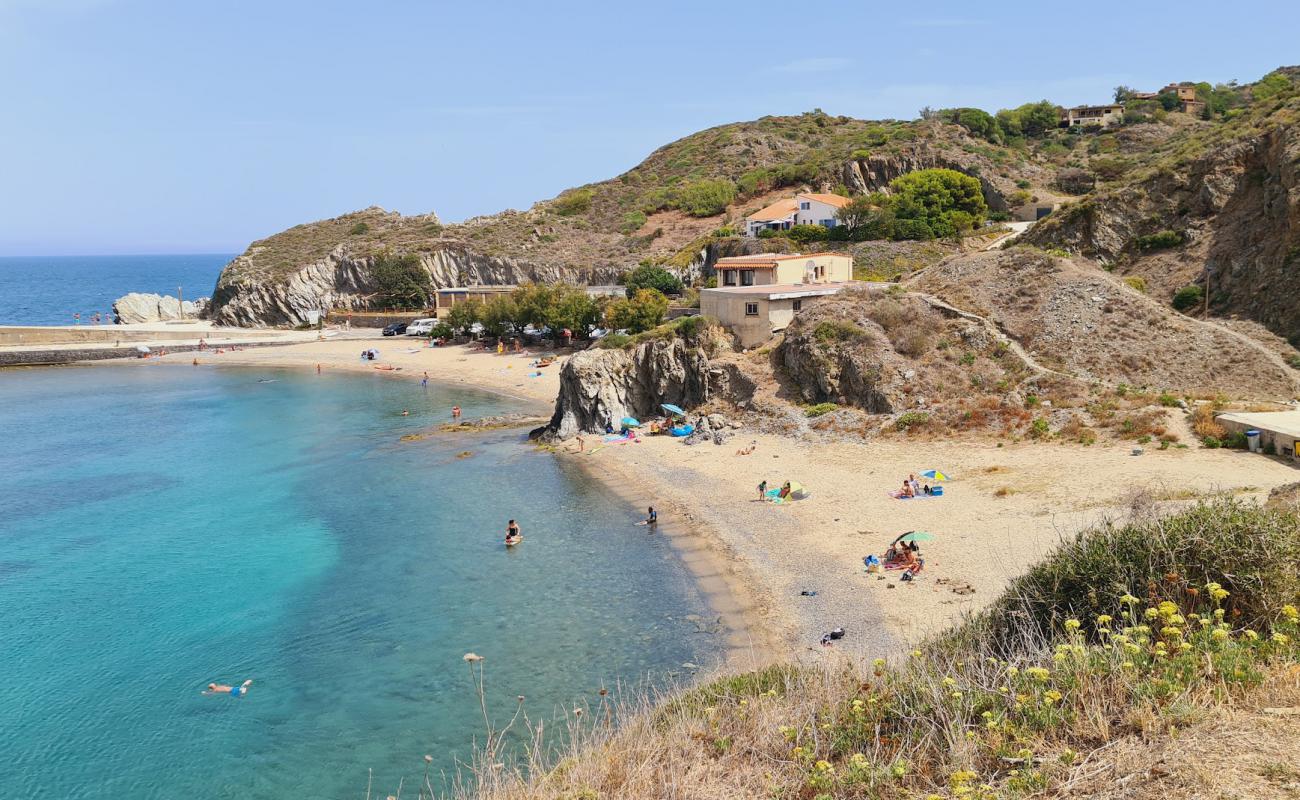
[{"left": 2, "top": 0, "right": 1298, "bottom": 256}]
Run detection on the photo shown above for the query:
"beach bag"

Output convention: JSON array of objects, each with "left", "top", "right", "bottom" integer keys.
[{"left": 829, "top": 627, "right": 845, "bottom": 640}]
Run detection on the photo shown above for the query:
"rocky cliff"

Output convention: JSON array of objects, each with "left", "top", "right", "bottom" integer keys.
[
  {"left": 1025, "top": 80, "right": 1300, "bottom": 344},
  {"left": 209, "top": 241, "right": 627, "bottom": 327},
  {"left": 539, "top": 336, "right": 753, "bottom": 439}
]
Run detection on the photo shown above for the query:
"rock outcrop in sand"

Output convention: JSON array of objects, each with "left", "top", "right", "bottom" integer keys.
[
  {"left": 540, "top": 337, "right": 753, "bottom": 439},
  {"left": 112, "top": 293, "right": 208, "bottom": 324}
]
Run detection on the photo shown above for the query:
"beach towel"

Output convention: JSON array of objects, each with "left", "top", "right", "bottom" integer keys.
[{"left": 888, "top": 490, "right": 939, "bottom": 500}]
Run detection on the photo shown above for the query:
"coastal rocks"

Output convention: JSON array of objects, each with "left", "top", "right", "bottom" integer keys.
[
  {"left": 112, "top": 293, "right": 209, "bottom": 324},
  {"left": 540, "top": 337, "right": 717, "bottom": 438},
  {"left": 208, "top": 243, "right": 626, "bottom": 328}
]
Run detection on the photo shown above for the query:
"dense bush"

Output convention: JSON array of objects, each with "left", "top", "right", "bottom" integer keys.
[
  {"left": 371, "top": 252, "right": 428, "bottom": 309},
  {"left": 812, "top": 319, "right": 869, "bottom": 344},
  {"left": 1136, "top": 230, "right": 1184, "bottom": 250},
  {"left": 891, "top": 218, "right": 935, "bottom": 240},
  {"left": 805, "top": 402, "right": 838, "bottom": 418},
  {"left": 605, "top": 289, "right": 669, "bottom": 333},
  {"left": 676, "top": 179, "right": 737, "bottom": 217},
  {"left": 349, "top": 222, "right": 370, "bottom": 235},
  {"left": 1123, "top": 275, "right": 1147, "bottom": 293},
  {"left": 1055, "top": 168, "right": 1095, "bottom": 195},
  {"left": 624, "top": 264, "right": 683, "bottom": 297},
  {"left": 889, "top": 168, "right": 987, "bottom": 235},
  {"left": 620, "top": 211, "right": 647, "bottom": 234},
  {"left": 786, "top": 224, "right": 829, "bottom": 244},
  {"left": 1172, "top": 284, "right": 1204, "bottom": 311},
  {"left": 969, "top": 499, "right": 1300, "bottom": 654},
  {"left": 553, "top": 188, "right": 593, "bottom": 216},
  {"left": 894, "top": 411, "right": 930, "bottom": 431}
]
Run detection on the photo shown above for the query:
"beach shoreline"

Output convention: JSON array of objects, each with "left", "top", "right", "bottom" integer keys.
[{"left": 82, "top": 334, "right": 1300, "bottom": 664}]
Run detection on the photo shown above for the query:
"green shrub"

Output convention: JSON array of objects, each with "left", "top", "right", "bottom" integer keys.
[
  {"left": 894, "top": 411, "right": 929, "bottom": 432},
  {"left": 605, "top": 289, "right": 669, "bottom": 333},
  {"left": 1123, "top": 275, "right": 1147, "bottom": 293},
  {"left": 624, "top": 264, "right": 683, "bottom": 297},
  {"left": 1172, "top": 284, "right": 1204, "bottom": 311},
  {"left": 620, "top": 211, "right": 647, "bottom": 234},
  {"left": 891, "top": 218, "right": 934, "bottom": 240},
  {"left": 1224, "top": 431, "right": 1249, "bottom": 449},
  {"left": 554, "top": 188, "right": 594, "bottom": 216},
  {"left": 1289, "top": 354, "right": 1300, "bottom": 370},
  {"left": 1136, "top": 230, "right": 1184, "bottom": 250},
  {"left": 756, "top": 228, "right": 780, "bottom": 239},
  {"left": 813, "top": 320, "right": 868, "bottom": 344},
  {"left": 787, "top": 224, "right": 829, "bottom": 243},
  {"left": 805, "top": 402, "right": 838, "bottom": 418},
  {"left": 371, "top": 251, "right": 428, "bottom": 309},
  {"left": 348, "top": 222, "right": 370, "bottom": 236},
  {"left": 966, "top": 499, "right": 1300, "bottom": 655},
  {"left": 1158, "top": 392, "right": 1180, "bottom": 407},
  {"left": 595, "top": 333, "right": 632, "bottom": 349},
  {"left": 1201, "top": 435, "right": 1223, "bottom": 449},
  {"left": 676, "top": 179, "right": 736, "bottom": 217},
  {"left": 1029, "top": 417, "right": 1050, "bottom": 439}
]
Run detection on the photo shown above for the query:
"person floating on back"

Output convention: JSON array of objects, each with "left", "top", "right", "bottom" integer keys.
[{"left": 204, "top": 679, "right": 252, "bottom": 697}]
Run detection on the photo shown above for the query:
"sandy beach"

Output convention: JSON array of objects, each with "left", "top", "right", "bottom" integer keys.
[{"left": 130, "top": 333, "right": 1300, "bottom": 663}]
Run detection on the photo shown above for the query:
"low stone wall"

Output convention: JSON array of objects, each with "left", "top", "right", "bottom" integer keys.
[
  {"left": 0, "top": 326, "right": 273, "bottom": 347},
  {"left": 0, "top": 339, "right": 298, "bottom": 367}
]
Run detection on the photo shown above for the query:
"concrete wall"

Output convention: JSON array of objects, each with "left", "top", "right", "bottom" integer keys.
[
  {"left": 796, "top": 198, "right": 843, "bottom": 227},
  {"left": 1217, "top": 417, "right": 1299, "bottom": 460},
  {"left": 0, "top": 339, "right": 296, "bottom": 367},
  {"left": 0, "top": 326, "right": 271, "bottom": 346},
  {"left": 772, "top": 255, "right": 852, "bottom": 284}
]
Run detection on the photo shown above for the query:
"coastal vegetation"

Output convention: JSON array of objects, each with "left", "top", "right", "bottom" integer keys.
[{"left": 459, "top": 500, "right": 1300, "bottom": 800}]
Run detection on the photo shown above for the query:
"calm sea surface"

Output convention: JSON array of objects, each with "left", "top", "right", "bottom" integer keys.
[
  {"left": 0, "top": 365, "right": 718, "bottom": 798},
  {"left": 0, "top": 254, "right": 232, "bottom": 326}
]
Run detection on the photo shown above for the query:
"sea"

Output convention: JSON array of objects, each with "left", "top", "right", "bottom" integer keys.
[
  {"left": 0, "top": 260, "right": 722, "bottom": 798},
  {"left": 0, "top": 254, "right": 233, "bottom": 326}
]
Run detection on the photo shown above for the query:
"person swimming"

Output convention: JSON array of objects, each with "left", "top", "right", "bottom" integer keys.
[{"left": 204, "top": 679, "right": 252, "bottom": 697}]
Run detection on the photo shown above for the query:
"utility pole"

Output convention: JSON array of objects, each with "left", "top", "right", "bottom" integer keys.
[{"left": 178, "top": 285, "right": 185, "bottom": 321}]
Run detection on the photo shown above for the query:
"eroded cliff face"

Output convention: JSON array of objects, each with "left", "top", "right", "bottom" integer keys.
[
  {"left": 1026, "top": 125, "right": 1300, "bottom": 343},
  {"left": 208, "top": 245, "right": 627, "bottom": 328},
  {"left": 841, "top": 151, "right": 1010, "bottom": 213},
  {"left": 540, "top": 337, "right": 754, "bottom": 439}
]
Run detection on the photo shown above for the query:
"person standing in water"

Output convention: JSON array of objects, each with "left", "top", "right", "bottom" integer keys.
[
  {"left": 451, "top": 405, "right": 461, "bottom": 419},
  {"left": 505, "top": 519, "right": 522, "bottom": 544},
  {"left": 421, "top": 371, "right": 429, "bottom": 388},
  {"left": 204, "top": 679, "right": 252, "bottom": 697}
]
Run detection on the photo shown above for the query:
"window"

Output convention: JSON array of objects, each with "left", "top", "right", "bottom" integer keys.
[
  {"left": 744, "top": 302, "right": 759, "bottom": 316},
  {"left": 792, "top": 300, "right": 802, "bottom": 312},
  {"left": 722, "top": 270, "right": 736, "bottom": 286},
  {"left": 800, "top": 201, "right": 810, "bottom": 210},
  {"left": 740, "top": 269, "right": 755, "bottom": 286}
]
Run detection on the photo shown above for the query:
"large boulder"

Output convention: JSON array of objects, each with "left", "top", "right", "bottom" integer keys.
[{"left": 112, "top": 293, "right": 209, "bottom": 324}]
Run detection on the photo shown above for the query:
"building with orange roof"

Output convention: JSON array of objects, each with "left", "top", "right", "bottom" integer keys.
[
  {"left": 702, "top": 251, "right": 856, "bottom": 347},
  {"left": 743, "top": 192, "right": 853, "bottom": 237}
]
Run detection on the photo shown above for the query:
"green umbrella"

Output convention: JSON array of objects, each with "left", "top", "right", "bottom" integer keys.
[{"left": 893, "top": 531, "right": 934, "bottom": 545}]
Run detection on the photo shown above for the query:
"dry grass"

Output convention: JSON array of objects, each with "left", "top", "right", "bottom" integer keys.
[{"left": 1191, "top": 403, "right": 1227, "bottom": 440}]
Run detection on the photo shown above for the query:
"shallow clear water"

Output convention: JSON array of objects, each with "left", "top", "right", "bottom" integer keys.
[
  {"left": 0, "top": 365, "right": 717, "bottom": 798},
  {"left": 0, "top": 254, "right": 231, "bottom": 325}
]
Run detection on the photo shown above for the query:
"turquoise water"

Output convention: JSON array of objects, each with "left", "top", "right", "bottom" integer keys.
[
  {"left": 0, "top": 366, "right": 717, "bottom": 798},
  {"left": 0, "top": 254, "right": 232, "bottom": 325}
]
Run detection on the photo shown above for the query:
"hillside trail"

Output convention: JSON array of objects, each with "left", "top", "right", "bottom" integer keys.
[{"left": 909, "top": 256, "right": 1299, "bottom": 396}]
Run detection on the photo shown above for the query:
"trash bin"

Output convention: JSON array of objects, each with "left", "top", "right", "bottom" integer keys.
[{"left": 1246, "top": 429, "right": 1261, "bottom": 453}]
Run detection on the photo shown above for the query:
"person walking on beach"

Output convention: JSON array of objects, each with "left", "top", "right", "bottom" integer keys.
[{"left": 204, "top": 679, "right": 252, "bottom": 697}]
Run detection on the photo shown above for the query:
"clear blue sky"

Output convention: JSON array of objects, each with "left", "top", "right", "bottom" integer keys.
[{"left": 3, "top": 0, "right": 1297, "bottom": 255}]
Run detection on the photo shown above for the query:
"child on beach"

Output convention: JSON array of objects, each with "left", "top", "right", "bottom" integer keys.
[{"left": 757, "top": 480, "right": 767, "bottom": 500}]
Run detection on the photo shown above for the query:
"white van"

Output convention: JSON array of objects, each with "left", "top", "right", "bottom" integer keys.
[{"left": 406, "top": 318, "right": 437, "bottom": 336}]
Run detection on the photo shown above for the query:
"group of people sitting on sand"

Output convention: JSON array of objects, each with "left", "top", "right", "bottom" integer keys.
[
  {"left": 897, "top": 473, "right": 936, "bottom": 498},
  {"left": 756, "top": 480, "right": 794, "bottom": 502}
]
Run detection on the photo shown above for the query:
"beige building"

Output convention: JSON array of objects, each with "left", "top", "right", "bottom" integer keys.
[
  {"left": 714, "top": 252, "right": 852, "bottom": 287},
  {"left": 703, "top": 251, "right": 855, "bottom": 347},
  {"left": 433, "top": 285, "right": 516, "bottom": 314},
  {"left": 700, "top": 283, "right": 851, "bottom": 348},
  {"left": 1062, "top": 104, "right": 1124, "bottom": 127}
]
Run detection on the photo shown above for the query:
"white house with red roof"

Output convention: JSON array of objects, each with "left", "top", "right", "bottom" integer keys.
[{"left": 743, "top": 192, "right": 853, "bottom": 237}]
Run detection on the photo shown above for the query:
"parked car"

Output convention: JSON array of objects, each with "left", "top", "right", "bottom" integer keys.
[
  {"left": 406, "top": 318, "right": 437, "bottom": 336},
  {"left": 382, "top": 322, "right": 408, "bottom": 336}
]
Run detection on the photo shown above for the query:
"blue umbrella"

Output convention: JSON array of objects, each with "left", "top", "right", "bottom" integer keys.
[
  {"left": 921, "top": 469, "right": 949, "bottom": 481},
  {"left": 621, "top": 416, "right": 641, "bottom": 427},
  {"left": 661, "top": 403, "right": 685, "bottom": 416}
]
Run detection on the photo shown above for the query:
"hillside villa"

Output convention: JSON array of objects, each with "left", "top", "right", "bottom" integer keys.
[
  {"left": 743, "top": 193, "right": 852, "bottom": 237},
  {"left": 701, "top": 252, "right": 855, "bottom": 347},
  {"left": 1061, "top": 104, "right": 1125, "bottom": 128}
]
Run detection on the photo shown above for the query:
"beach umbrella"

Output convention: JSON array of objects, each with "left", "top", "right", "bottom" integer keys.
[
  {"left": 135, "top": 345, "right": 151, "bottom": 353},
  {"left": 920, "top": 469, "right": 948, "bottom": 481},
  {"left": 621, "top": 417, "right": 641, "bottom": 427},
  {"left": 892, "top": 531, "right": 935, "bottom": 545},
  {"left": 660, "top": 403, "right": 685, "bottom": 416}
]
